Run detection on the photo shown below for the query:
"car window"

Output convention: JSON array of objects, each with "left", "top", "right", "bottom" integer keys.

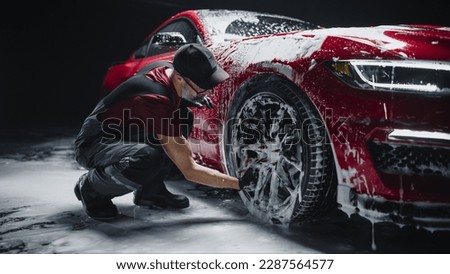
[
  {"left": 134, "top": 37, "right": 151, "bottom": 59},
  {"left": 142, "top": 19, "right": 202, "bottom": 58},
  {"left": 225, "top": 15, "right": 317, "bottom": 37},
  {"left": 198, "top": 10, "right": 319, "bottom": 44}
]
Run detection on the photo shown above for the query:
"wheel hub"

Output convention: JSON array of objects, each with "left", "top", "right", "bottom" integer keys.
[{"left": 231, "top": 93, "right": 305, "bottom": 223}]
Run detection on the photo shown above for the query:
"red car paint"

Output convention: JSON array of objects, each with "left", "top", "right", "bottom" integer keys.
[{"left": 101, "top": 10, "right": 450, "bottom": 227}]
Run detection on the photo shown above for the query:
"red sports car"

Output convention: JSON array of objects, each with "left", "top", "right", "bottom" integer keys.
[{"left": 101, "top": 9, "right": 450, "bottom": 228}]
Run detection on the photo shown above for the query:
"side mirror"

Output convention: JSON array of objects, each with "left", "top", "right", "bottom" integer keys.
[{"left": 152, "top": 32, "right": 187, "bottom": 46}]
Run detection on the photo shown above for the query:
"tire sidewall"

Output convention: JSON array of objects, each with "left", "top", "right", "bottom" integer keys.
[{"left": 225, "top": 74, "right": 334, "bottom": 224}]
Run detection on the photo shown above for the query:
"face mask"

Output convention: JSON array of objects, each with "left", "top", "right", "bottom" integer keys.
[{"left": 181, "top": 84, "right": 203, "bottom": 103}]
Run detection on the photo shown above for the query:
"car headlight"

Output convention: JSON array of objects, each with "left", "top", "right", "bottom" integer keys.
[{"left": 327, "top": 60, "right": 450, "bottom": 94}]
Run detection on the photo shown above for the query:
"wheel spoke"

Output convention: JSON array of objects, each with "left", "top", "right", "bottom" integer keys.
[
  {"left": 279, "top": 154, "right": 302, "bottom": 173},
  {"left": 231, "top": 92, "right": 307, "bottom": 221},
  {"left": 237, "top": 143, "right": 267, "bottom": 154},
  {"left": 253, "top": 164, "right": 272, "bottom": 209},
  {"left": 275, "top": 160, "right": 297, "bottom": 197}
]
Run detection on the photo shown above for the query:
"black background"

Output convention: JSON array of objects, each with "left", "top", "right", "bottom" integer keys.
[{"left": 1, "top": 0, "right": 448, "bottom": 130}]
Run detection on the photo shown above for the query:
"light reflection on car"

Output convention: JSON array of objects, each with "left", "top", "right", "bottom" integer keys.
[{"left": 101, "top": 9, "right": 450, "bottom": 229}]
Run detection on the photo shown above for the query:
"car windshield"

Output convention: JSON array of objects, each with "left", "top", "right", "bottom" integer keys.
[{"left": 198, "top": 10, "right": 319, "bottom": 43}]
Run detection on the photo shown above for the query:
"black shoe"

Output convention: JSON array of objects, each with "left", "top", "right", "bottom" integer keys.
[
  {"left": 133, "top": 183, "right": 190, "bottom": 209},
  {"left": 74, "top": 173, "right": 119, "bottom": 220}
]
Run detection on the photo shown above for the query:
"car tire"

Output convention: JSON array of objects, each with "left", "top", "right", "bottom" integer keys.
[{"left": 225, "top": 74, "right": 337, "bottom": 226}]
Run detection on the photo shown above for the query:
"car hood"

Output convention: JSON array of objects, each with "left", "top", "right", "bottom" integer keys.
[
  {"left": 305, "top": 24, "right": 450, "bottom": 61},
  {"left": 214, "top": 25, "right": 450, "bottom": 75}
]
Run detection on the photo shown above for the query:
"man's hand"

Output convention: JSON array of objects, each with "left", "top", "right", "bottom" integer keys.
[
  {"left": 180, "top": 98, "right": 202, "bottom": 108},
  {"left": 200, "top": 96, "right": 214, "bottom": 109},
  {"left": 180, "top": 96, "right": 214, "bottom": 109}
]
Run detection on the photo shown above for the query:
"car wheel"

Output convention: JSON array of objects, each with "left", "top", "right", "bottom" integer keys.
[{"left": 225, "top": 74, "right": 336, "bottom": 226}]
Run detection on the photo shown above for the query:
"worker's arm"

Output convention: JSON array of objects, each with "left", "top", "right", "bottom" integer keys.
[{"left": 157, "top": 134, "right": 240, "bottom": 189}]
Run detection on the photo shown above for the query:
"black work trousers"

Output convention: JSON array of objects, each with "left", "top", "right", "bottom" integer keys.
[{"left": 75, "top": 107, "right": 193, "bottom": 198}]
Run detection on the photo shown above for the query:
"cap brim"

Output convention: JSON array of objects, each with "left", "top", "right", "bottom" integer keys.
[{"left": 195, "top": 66, "right": 230, "bottom": 90}]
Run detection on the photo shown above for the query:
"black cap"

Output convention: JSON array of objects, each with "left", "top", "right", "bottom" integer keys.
[{"left": 173, "top": 43, "right": 229, "bottom": 89}]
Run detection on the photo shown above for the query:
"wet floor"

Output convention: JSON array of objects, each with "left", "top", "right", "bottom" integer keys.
[{"left": 0, "top": 129, "right": 449, "bottom": 253}]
